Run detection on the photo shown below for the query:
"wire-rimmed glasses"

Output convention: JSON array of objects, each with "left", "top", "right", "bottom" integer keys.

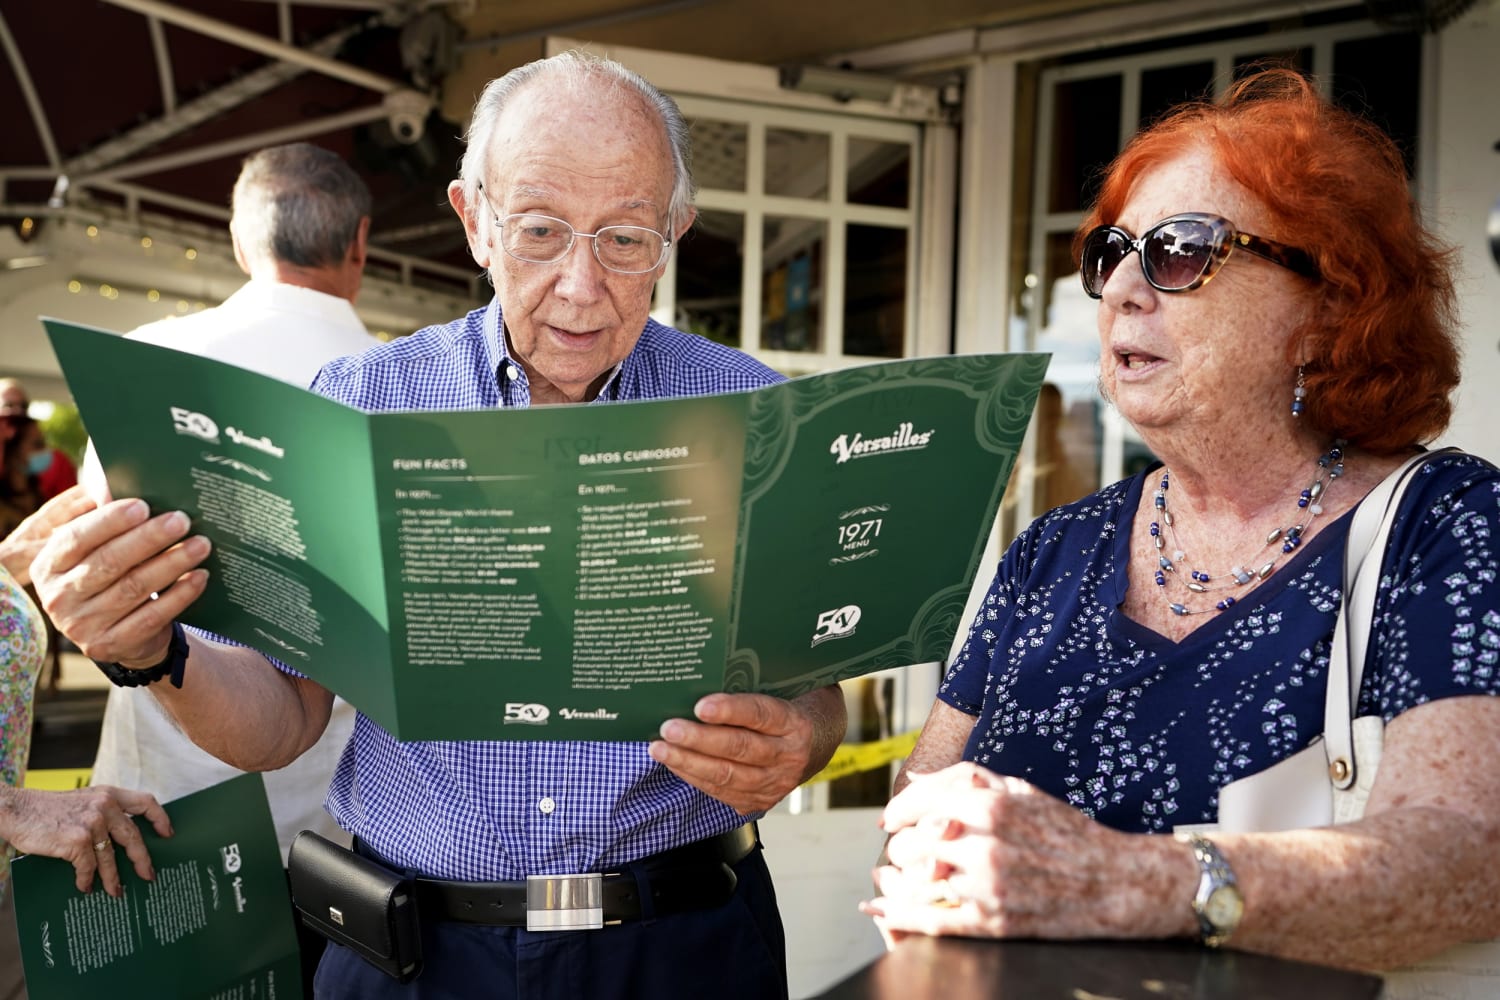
[{"left": 477, "top": 183, "right": 670, "bottom": 275}]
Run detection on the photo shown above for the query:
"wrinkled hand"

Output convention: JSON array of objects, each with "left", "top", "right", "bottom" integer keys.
[
  {"left": 649, "top": 692, "right": 819, "bottom": 815},
  {"left": 2, "top": 786, "right": 172, "bottom": 896},
  {"left": 0, "top": 485, "right": 96, "bottom": 586},
  {"left": 861, "top": 762, "right": 1133, "bottom": 947},
  {"left": 30, "top": 496, "right": 211, "bottom": 668}
]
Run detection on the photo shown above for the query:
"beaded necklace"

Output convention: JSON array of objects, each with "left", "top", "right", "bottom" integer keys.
[{"left": 1150, "top": 440, "right": 1346, "bottom": 616}]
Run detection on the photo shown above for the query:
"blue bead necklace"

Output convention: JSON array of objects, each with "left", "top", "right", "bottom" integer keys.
[{"left": 1151, "top": 441, "right": 1346, "bottom": 616}]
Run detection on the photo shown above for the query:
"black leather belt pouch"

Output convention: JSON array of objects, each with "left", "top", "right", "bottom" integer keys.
[{"left": 287, "top": 830, "right": 423, "bottom": 983}]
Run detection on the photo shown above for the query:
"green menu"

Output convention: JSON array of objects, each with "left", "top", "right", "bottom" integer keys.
[
  {"left": 10, "top": 773, "right": 301, "bottom": 999},
  {"left": 45, "top": 318, "right": 1048, "bottom": 741}
]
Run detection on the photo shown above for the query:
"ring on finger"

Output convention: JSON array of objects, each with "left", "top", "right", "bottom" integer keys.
[
  {"left": 93, "top": 840, "right": 110, "bottom": 853},
  {"left": 927, "top": 878, "right": 963, "bottom": 909}
]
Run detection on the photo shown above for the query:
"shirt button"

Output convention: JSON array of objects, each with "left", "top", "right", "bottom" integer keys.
[
  {"left": 538, "top": 796, "right": 556, "bottom": 815},
  {"left": 505, "top": 364, "right": 519, "bottom": 381}
]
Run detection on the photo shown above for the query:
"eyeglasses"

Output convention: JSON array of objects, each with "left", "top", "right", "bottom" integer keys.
[
  {"left": 477, "top": 183, "right": 670, "bottom": 275},
  {"left": 1079, "top": 213, "right": 1320, "bottom": 299}
]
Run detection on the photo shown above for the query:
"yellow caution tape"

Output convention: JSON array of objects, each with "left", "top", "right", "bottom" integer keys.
[
  {"left": 23, "top": 768, "right": 93, "bottom": 791},
  {"left": 22, "top": 737, "right": 919, "bottom": 793},
  {"left": 804, "top": 729, "right": 920, "bottom": 785}
]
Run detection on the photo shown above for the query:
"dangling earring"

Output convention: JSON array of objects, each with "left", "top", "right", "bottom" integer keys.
[{"left": 1291, "top": 366, "right": 1307, "bottom": 418}]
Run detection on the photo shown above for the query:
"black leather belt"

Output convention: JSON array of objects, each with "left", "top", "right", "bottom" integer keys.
[{"left": 380, "top": 823, "right": 759, "bottom": 929}]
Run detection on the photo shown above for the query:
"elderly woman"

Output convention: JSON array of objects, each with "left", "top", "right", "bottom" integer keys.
[
  {"left": 1, "top": 488, "right": 172, "bottom": 997},
  {"left": 863, "top": 68, "right": 1500, "bottom": 978}
]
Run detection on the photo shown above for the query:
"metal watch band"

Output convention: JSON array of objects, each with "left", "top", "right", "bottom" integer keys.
[
  {"left": 1180, "top": 831, "right": 1242, "bottom": 948},
  {"left": 91, "top": 621, "right": 189, "bottom": 689}
]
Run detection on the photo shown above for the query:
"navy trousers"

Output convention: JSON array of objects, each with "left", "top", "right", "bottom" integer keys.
[{"left": 312, "top": 848, "right": 789, "bottom": 999}]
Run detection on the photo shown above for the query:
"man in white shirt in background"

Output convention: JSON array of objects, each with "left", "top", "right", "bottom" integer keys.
[
  {"left": 124, "top": 142, "right": 380, "bottom": 380},
  {"left": 86, "top": 141, "right": 380, "bottom": 989}
]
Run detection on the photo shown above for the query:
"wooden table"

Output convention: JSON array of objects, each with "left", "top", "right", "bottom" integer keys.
[{"left": 812, "top": 935, "right": 1384, "bottom": 999}]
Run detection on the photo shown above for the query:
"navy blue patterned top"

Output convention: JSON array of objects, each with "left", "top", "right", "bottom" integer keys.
[{"left": 940, "top": 451, "right": 1500, "bottom": 834}]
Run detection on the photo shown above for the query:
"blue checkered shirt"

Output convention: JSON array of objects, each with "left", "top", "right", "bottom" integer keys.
[{"left": 305, "top": 299, "right": 783, "bottom": 880}]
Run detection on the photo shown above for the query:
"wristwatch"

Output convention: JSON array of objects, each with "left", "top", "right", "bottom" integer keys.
[
  {"left": 91, "top": 622, "right": 189, "bottom": 689},
  {"left": 1178, "top": 832, "right": 1243, "bottom": 948}
]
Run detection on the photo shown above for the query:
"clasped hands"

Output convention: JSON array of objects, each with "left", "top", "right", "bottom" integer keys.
[{"left": 861, "top": 762, "right": 1136, "bottom": 948}]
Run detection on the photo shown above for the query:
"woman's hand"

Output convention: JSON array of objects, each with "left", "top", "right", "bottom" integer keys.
[
  {"left": 861, "top": 762, "right": 1189, "bottom": 947},
  {"left": 0, "top": 785, "right": 172, "bottom": 896},
  {"left": 0, "top": 485, "right": 95, "bottom": 586}
]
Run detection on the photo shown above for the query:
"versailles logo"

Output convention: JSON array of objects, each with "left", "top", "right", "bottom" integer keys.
[
  {"left": 169, "top": 407, "right": 285, "bottom": 459},
  {"left": 829, "top": 422, "right": 935, "bottom": 464},
  {"left": 559, "top": 707, "right": 620, "bottom": 721},
  {"left": 224, "top": 425, "right": 286, "bottom": 458}
]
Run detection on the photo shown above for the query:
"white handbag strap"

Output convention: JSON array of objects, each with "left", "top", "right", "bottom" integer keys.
[{"left": 1324, "top": 449, "right": 1448, "bottom": 789}]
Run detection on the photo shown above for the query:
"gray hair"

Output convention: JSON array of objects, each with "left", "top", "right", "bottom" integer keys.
[
  {"left": 231, "top": 143, "right": 372, "bottom": 269},
  {"left": 457, "top": 50, "right": 695, "bottom": 234}
]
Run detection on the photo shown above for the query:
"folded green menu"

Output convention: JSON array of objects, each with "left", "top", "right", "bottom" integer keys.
[
  {"left": 10, "top": 773, "right": 301, "bottom": 999},
  {"left": 45, "top": 317, "right": 1048, "bottom": 741}
]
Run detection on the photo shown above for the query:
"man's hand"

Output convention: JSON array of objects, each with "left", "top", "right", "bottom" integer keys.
[
  {"left": 0, "top": 485, "right": 96, "bottom": 586},
  {"left": 648, "top": 685, "right": 845, "bottom": 815},
  {"left": 30, "top": 496, "right": 211, "bottom": 668},
  {"left": 0, "top": 785, "right": 172, "bottom": 897}
]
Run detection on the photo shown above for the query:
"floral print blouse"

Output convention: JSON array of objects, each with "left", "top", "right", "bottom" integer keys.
[
  {"left": 1, "top": 563, "right": 45, "bottom": 895},
  {"left": 942, "top": 451, "right": 1500, "bottom": 833}
]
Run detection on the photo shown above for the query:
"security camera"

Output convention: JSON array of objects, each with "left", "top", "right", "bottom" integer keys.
[
  {"left": 383, "top": 90, "right": 431, "bottom": 145},
  {"left": 389, "top": 112, "right": 424, "bottom": 144}
]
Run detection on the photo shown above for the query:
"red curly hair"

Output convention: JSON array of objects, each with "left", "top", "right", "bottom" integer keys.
[{"left": 1077, "top": 68, "right": 1460, "bottom": 455}]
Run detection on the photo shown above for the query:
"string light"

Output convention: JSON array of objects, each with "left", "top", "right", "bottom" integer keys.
[{"left": 54, "top": 218, "right": 452, "bottom": 334}]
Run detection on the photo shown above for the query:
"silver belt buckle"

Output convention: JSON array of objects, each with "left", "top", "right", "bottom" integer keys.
[{"left": 525, "top": 873, "right": 604, "bottom": 931}]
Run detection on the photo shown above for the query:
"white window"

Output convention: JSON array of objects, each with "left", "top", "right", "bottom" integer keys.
[{"left": 665, "top": 99, "right": 923, "bottom": 375}]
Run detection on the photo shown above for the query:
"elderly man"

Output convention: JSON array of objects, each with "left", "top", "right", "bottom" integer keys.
[{"left": 32, "top": 53, "right": 842, "bottom": 999}]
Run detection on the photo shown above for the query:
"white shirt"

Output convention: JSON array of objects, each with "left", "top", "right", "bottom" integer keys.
[{"left": 90, "top": 278, "right": 379, "bottom": 860}]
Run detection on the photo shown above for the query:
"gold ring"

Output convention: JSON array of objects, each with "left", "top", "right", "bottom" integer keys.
[
  {"left": 927, "top": 879, "right": 963, "bottom": 909},
  {"left": 93, "top": 840, "right": 110, "bottom": 853}
]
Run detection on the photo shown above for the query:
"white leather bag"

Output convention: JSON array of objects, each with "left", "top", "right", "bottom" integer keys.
[
  {"left": 1210, "top": 451, "right": 1431, "bottom": 832},
  {"left": 1186, "top": 450, "right": 1499, "bottom": 997}
]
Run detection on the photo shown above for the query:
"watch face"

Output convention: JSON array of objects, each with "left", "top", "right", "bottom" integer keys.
[{"left": 1204, "top": 885, "right": 1244, "bottom": 930}]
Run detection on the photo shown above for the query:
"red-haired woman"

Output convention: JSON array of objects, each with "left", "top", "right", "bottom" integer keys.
[{"left": 864, "top": 69, "right": 1499, "bottom": 986}]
